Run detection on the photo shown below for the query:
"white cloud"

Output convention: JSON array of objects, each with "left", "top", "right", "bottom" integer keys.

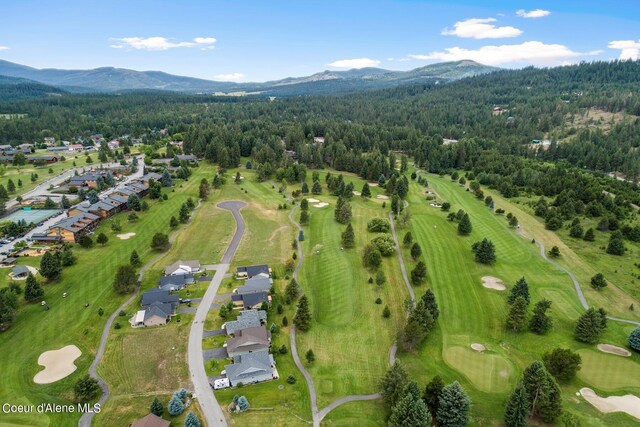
[
  {"left": 214, "top": 73, "right": 245, "bottom": 82},
  {"left": 516, "top": 9, "right": 551, "bottom": 18},
  {"left": 442, "top": 18, "right": 522, "bottom": 39},
  {"left": 326, "top": 58, "right": 381, "bottom": 69},
  {"left": 408, "top": 41, "right": 601, "bottom": 67},
  {"left": 110, "top": 36, "right": 216, "bottom": 51},
  {"left": 608, "top": 40, "right": 640, "bottom": 60},
  {"left": 0, "top": 45, "right": 9, "bottom": 51}
]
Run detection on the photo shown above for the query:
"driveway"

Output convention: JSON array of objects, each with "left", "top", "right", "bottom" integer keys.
[
  {"left": 203, "top": 329, "right": 225, "bottom": 338},
  {"left": 203, "top": 348, "right": 228, "bottom": 361}
]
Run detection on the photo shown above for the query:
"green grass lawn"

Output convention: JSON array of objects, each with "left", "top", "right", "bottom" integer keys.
[{"left": 399, "top": 173, "right": 640, "bottom": 426}]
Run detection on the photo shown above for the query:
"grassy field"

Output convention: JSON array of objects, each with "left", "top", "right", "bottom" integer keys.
[
  {"left": 0, "top": 166, "right": 208, "bottom": 426},
  {"left": 398, "top": 173, "right": 640, "bottom": 426}
]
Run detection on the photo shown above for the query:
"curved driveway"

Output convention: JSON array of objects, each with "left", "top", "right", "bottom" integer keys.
[{"left": 188, "top": 201, "right": 246, "bottom": 427}]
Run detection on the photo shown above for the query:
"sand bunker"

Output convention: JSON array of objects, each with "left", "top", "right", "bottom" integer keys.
[
  {"left": 597, "top": 344, "right": 632, "bottom": 357},
  {"left": 429, "top": 203, "right": 442, "bottom": 207},
  {"left": 307, "top": 198, "right": 320, "bottom": 203},
  {"left": 353, "top": 191, "right": 361, "bottom": 196},
  {"left": 314, "top": 203, "right": 329, "bottom": 208},
  {"left": 117, "top": 232, "right": 136, "bottom": 240},
  {"left": 481, "top": 276, "right": 506, "bottom": 291},
  {"left": 471, "top": 343, "right": 486, "bottom": 352},
  {"left": 33, "top": 345, "right": 82, "bottom": 384},
  {"left": 376, "top": 195, "right": 389, "bottom": 200},
  {"left": 580, "top": 388, "right": 640, "bottom": 420}
]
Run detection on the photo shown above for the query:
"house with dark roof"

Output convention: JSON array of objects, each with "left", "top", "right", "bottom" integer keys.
[
  {"left": 35, "top": 211, "right": 100, "bottom": 242},
  {"left": 128, "top": 413, "right": 170, "bottom": 427},
  {"left": 225, "top": 326, "right": 271, "bottom": 358},
  {"left": 141, "top": 289, "right": 179, "bottom": 313},
  {"left": 223, "top": 309, "right": 267, "bottom": 336},
  {"left": 129, "top": 302, "right": 173, "bottom": 327},
  {"left": 176, "top": 154, "right": 198, "bottom": 164},
  {"left": 224, "top": 349, "right": 276, "bottom": 386},
  {"left": 236, "top": 265, "right": 271, "bottom": 279},
  {"left": 11, "top": 265, "right": 31, "bottom": 279},
  {"left": 139, "top": 172, "right": 162, "bottom": 185},
  {"left": 157, "top": 274, "right": 194, "bottom": 292}
]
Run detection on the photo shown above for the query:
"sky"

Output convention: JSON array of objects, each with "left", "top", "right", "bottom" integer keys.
[{"left": 1, "top": 0, "right": 639, "bottom": 82}]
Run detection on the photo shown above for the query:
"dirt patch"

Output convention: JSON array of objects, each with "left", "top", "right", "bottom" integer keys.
[
  {"left": 307, "top": 198, "right": 320, "bottom": 203},
  {"left": 117, "top": 232, "right": 136, "bottom": 240},
  {"left": 481, "top": 276, "right": 506, "bottom": 291},
  {"left": 597, "top": 344, "right": 632, "bottom": 357},
  {"left": 33, "top": 345, "right": 82, "bottom": 384},
  {"left": 499, "top": 370, "right": 509, "bottom": 378},
  {"left": 313, "top": 202, "right": 329, "bottom": 208},
  {"left": 580, "top": 388, "right": 640, "bottom": 420},
  {"left": 376, "top": 195, "right": 389, "bottom": 200},
  {"left": 471, "top": 343, "right": 486, "bottom": 352},
  {"left": 267, "top": 225, "right": 289, "bottom": 243}
]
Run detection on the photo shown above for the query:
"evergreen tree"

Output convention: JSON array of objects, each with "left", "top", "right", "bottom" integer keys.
[
  {"left": 457, "top": 213, "right": 472, "bottom": 235},
  {"left": 301, "top": 181, "right": 309, "bottom": 194},
  {"left": 96, "top": 233, "right": 108, "bottom": 246},
  {"left": 504, "top": 382, "right": 529, "bottom": 427},
  {"left": 472, "top": 238, "right": 496, "bottom": 264},
  {"left": 40, "top": 251, "right": 62, "bottom": 280},
  {"left": 334, "top": 197, "right": 352, "bottom": 223},
  {"left": 299, "top": 209, "right": 310, "bottom": 225},
  {"left": 311, "top": 180, "right": 322, "bottom": 194},
  {"left": 300, "top": 198, "right": 309, "bottom": 210},
  {"left": 411, "top": 261, "right": 427, "bottom": 285},
  {"left": 389, "top": 390, "right": 431, "bottom": 427},
  {"left": 293, "top": 295, "right": 311, "bottom": 331},
  {"left": 341, "top": 223, "right": 355, "bottom": 248},
  {"left": 548, "top": 246, "right": 561, "bottom": 258},
  {"left": 569, "top": 222, "right": 584, "bottom": 238},
  {"left": 60, "top": 195, "right": 71, "bottom": 209},
  {"left": 590, "top": 273, "right": 607, "bottom": 290},
  {"left": 361, "top": 182, "right": 371, "bottom": 198},
  {"left": 24, "top": 273, "right": 44, "bottom": 302},
  {"left": 170, "top": 216, "right": 179, "bottom": 228},
  {"left": 380, "top": 362, "right": 408, "bottom": 409},
  {"left": 583, "top": 227, "right": 595, "bottom": 241},
  {"left": 575, "top": 307, "right": 607, "bottom": 343},
  {"left": 508, "top": 277, "right": 530, "bottom": 305},
  {"left": 403, "top": 231, "right": 413, "bottom": 246},
  {"left": 423, "top": 375, "right": 445, "bottom": 416},
  {"left": 184, "top": 412, "right": 201, "bottom": 427},
  {"left": 61, "top": 245, "right": 76, "bottom": 266},
  {"left": 436, "top": 381, "right": 471, "bottom": 427},
  {"left": 7, "top": 179, "right": 15, "bottom": 193},
  {"left": 126, "top": 193, "right": 141, "bottom": 211},
  {"left": 130, "top": 250, "right": 141, "bottom": 267},
  {"left": 305, "top": 349, "right": 315, "bottom": 363},
  {"left": 628, "top": 327, "right": 640, "bottom": 351},
  {"left": 542, "top": 348, "right": 582, "bottom": 382},
  {"left": 421, "top": 288, "right": 440, "bottom": 320},
  {"left": 113, "top": 264, "right": 137, "bottom": 294},
  {"left": 382, "top": 305, "right": 391, "bottom": 318},
  {"left": 529, "top": 299, "right": 553, "bottom": 334},
  {"left": 87, "top": 189, "right": 99, "bottom": 204},
  {"left": 397, "top": 317, "right": 427, "bottom": 352},
  {"left": 74, "top": 375, "right": 100, "bottom": 402},
  {"left": 521, "top": 361, "right": 562, "bottom": 423},
  {"left": 79, "top": 235, "right": 93, "bottom": 248},
  {"left": 150, "top": 397, "right": 164, "bottom": 416},
  {"left": 285, "top": 278, "right": 299, "bottom": 301},
  {"left": 167, "top": 394, "right": 184, "bottom": 416},
  {"left": 410, "top": 242, "right": 422, "bottom": 260},
  {"left": 179, "top": 203, "right": 190, "bottom": 223},
  {"left": 506, "top": 296, "right": 528, "bottom": 332},
  {"left": 161, "top": 169, "right": 173, "bottom": 187}
]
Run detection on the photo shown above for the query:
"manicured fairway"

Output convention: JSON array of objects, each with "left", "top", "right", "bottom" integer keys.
[
  {"left": 444, "top": 346, "right": 515, "bottom": 393},
  {"left": 576, "top": 349, "right": 640, "bottom": 391}
]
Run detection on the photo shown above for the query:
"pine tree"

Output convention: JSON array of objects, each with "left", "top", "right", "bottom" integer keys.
[
  {"left": 411, "top": 242, "right": 422, "bottom": 260},
  {"left": 436, "top": 381, "right": 471, "bottom": 427},
  {"left": 293, "top": 295, "right": 311, "bottom": 331},
  {"left": 389, "top": 391, "right": 431, "bottom": 427},
  {"left": 184, "top": 411, "right": 201, "bottom": 427},
  {"left": 403, "top": 231, "right": 413, "bottom": 246},
  {"left": 305, "top": 349, "right": 315, "bottom": 363},
  {"left": 40, "top": 251, "right": 62, "bottom": 281},
  {"left": 130, "top": 250, "right": 141, "bottom": 267},
  {"left": 167, "top": 394, "right": 184, "bottom": 416},
  {"left": 529, "top": 299, "right": 553, "bottom": 334},
  {"left": 113, "top": 264, "right": 137, "bottom": 294},
  {"left": 583, "top": 227, "right": 595, "bottom": 241},
  {"left": 7, "top": 179, "right": 15, "bottom": 193},
  {"left": 575, "top": 307, "right": 607, "bottom": 343},
  {"left": 361, "top": 182, "right": 371, "bottom": 198},
  {"left": 508, "top": 277, "right": 530, "bottom": 305},
  {"left": 423, "top": 375, "right": 445, "bottom": 416},
  {"left": 590, "top": 273, "right": 607, "bottom": 290},
  {"left": 311, "top": 180, "right": 322, "bottom": 194},
  {"left": 542, "top": 348, "right": 582, "bottom": 382},
  {"left": 285, "top": 278, "right": 299, "bottom": 301},
  {"left": 299, "top": 209, "right": 310, "bottom": 225},
  {"left": 24, "top": 273, "right": 44, "bottom": 302},
  {"left": 606, "top": 235, "right": 625, "bottom": 255},
  {"left": 628, "top": 327, "right": 640, "bottom": 351},
  {"left": 397, "top": 317, "right": 427, "bottom": 352},
  {"left": 506, "top": 296, "right": 528, "bottom": 332},
  {"left": 341, "top": 223, "right": 355, "bottom": 248},
  {"left": 96, "top": 233, "right": 108, "bottom": 246},
  {"left": 300, "top": 198, "right": 309, "bottom": 210},
  {"left": 457, "top": 213, "right": 472, "bottom": 235},
  {"left": 380, "top": 362, "right": 408, "bottom": 409},
  {"left": 301, "top": 181, "right": 309, "bottom": 194},
  {"left": 569, "top": 222, "right": 584, "bottom": 238},
  {"left": 161, "top": 169, "right": 173, "bottom": 187},
  {"left": 411, "top": 261, "right": 427, "bottom": 285},
  {"left": 170, "top": 216, "right": 179, "bottom": 228},
  {"left": 179, "top": 203, "right": 190, "bottom": 223},
  {"left": 150, "top": 397, "right": 164, "bottom": 416},
  {"left": 421, "top": 288, "right": 440, "bottom": 320},
  {"left": 126, "top": 193, "right": 141, "bottom": 210},
  {"left": 504, "top": 382, "right": 529, "bottom": 427},
  {"left": 521, "top": 361, "right": 562, "bottom": 422},
  {"left": 472, "top": 238, "right": 496, "bottom": 264},
  {"left": 334, "top": 198, "right": 352, "bottom": 224}
]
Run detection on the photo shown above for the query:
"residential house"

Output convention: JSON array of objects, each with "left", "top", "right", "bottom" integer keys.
[
  {"left": 27, "top": 155, "right": 59, "bottom": 164},
  {"left": 164, "top": 260, "right": 201, "bottom": 276},
  {"left": 139, "top": 172, "right": 162, "bottom": 185},
  {"left": 68, "top": 144, "right": 84, "bottom": 152},
  {"left": 141, "top": 289, "right": 179, "bottom": 313},
  {"left": 68, "top": 201, "right": 118, "bottom": 219},
  {"left": 0, "top": 257, "right": 17, "bottom": 267},
  {"left": 231, "top": 276, "right": 273, "bottom": 309},
  {"left": 157, "top": 274, "right": 194, "bottom": 292},
  {"left": 313, "top": 136, "right": 325, "bottom": 144},
  {"left": 43, "top": 137, "right": 56, "bottom": 146},
  {"left": 34, "top": 211, "right": 100, "bottom": 242},
  {"left": 223, "top": 309, "right": 267, "bottom": 336},
  {"left": 18, "top": 143, "right": 34, "bottom": 150},
  {"left": 176, "top": 154, "right": 197, "bottom": 164},
  {"left": 47, "top": 146, "right": 69, "bottom": 153},
  {"left": 128, "top": 413, "right": 170, "bottom": 427},
  {"left": 0, "top": 144, "right": 12, "bottom": 152},
  {"left": 129, "top": 302, "right": 173, "bottom": 328},
  {"left": 224, "top": 349, "right": 276, "bottom": 386},
  {"left": 225, "top": 326, "right": 271, "bottom": 358},
  {"left": 11, "top": 265, "right": 31, "bottom": 279},
  {"left": 236, "top": 265, "right": 271, "bottom": 279}
]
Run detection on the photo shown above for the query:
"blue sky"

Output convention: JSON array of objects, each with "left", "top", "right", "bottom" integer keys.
[{"left": 1, "top": 0, "right": 639, "bottom": 82}]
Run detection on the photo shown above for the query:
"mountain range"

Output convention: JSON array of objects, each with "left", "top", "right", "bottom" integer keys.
[{"left": 0, "top": 59, "right": 497, "bottom": 96}]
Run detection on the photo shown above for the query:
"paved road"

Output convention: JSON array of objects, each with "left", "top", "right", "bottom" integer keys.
[
  {"left": 517, "top": 228, "right": 640, "bottom": 327},
  {"left": 388, "top": 211, "right": 416, "bottom": 303},
  {"left": 187, "top": 200, "right": 246, "bottom": 427}
]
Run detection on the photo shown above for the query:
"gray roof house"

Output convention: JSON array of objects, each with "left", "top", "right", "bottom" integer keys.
[
  {"left": 11, "top": 265, "right": 31, "bottom": 278},
  {"left": 129, "top": 302, "right": 173, "bottom": 327},
  {"left": 241, "top": 275, "right": 272, "bottom": 292},
  {"left": 231, "top": 291, "right": 269, "bottom": 310},
  {"left": 225, "top": 326, "right": 271, "bottom": 358},
  {"left": 224, "top": 348, "right": 276, "bottom": 386},
  {"left": 236, "top": 265, "right": 271, "bottom": 279},
  {"left": 157, "top": 274, "right": 194, "bottom": 292},
  {"left": 141, "top": 289, "right": 179, "bottom": 313},
  {"left": 164, "top": 260, "right": 201, "bottom": 276},
  {"left": 224, "top": 309, "right": 267, "bottom": 336}
]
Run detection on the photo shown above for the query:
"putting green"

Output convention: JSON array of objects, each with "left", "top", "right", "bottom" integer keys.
[
  {"left": 577, "top": 349, "right": 640, "bottom": 391},
  {"left": 444, "top": 346, "right": 515, "bottom": 393}
]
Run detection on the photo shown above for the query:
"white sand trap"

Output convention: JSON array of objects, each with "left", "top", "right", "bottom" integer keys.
[
  {"left": 471, "top": 343, "right": 486, "bottom": 352},
  {"left": 353, "top": 191, "right": 361, "bottom": 196},
  {"left": 429, "top": 203, "right": 442, "bottom": 208},
  {"left": 368, "top": 182, "right": 379, "bottom": 187},
  {"left": 376, "top": 195, "right": 389, "bottom": 200},
  {"left": 307, "top": 198, "right": 320, "bottom": 203},
  {"left": 482, "top": 276, "right": 506, "bottom": 291},
  {"left": 314, "top": 202, "right": 329, "bottom": 208},
  {"left": 597, "top": 344, "right": 632, "bottom": 357},
  {"left": 580, "top": 388, "right": 640, "bottom": 420},
  {"left": 117, "top": 232, "right": 136, "bottom": 240},
  {"left": 33, "top": 345, "right": 82, "bottom": 384}
]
